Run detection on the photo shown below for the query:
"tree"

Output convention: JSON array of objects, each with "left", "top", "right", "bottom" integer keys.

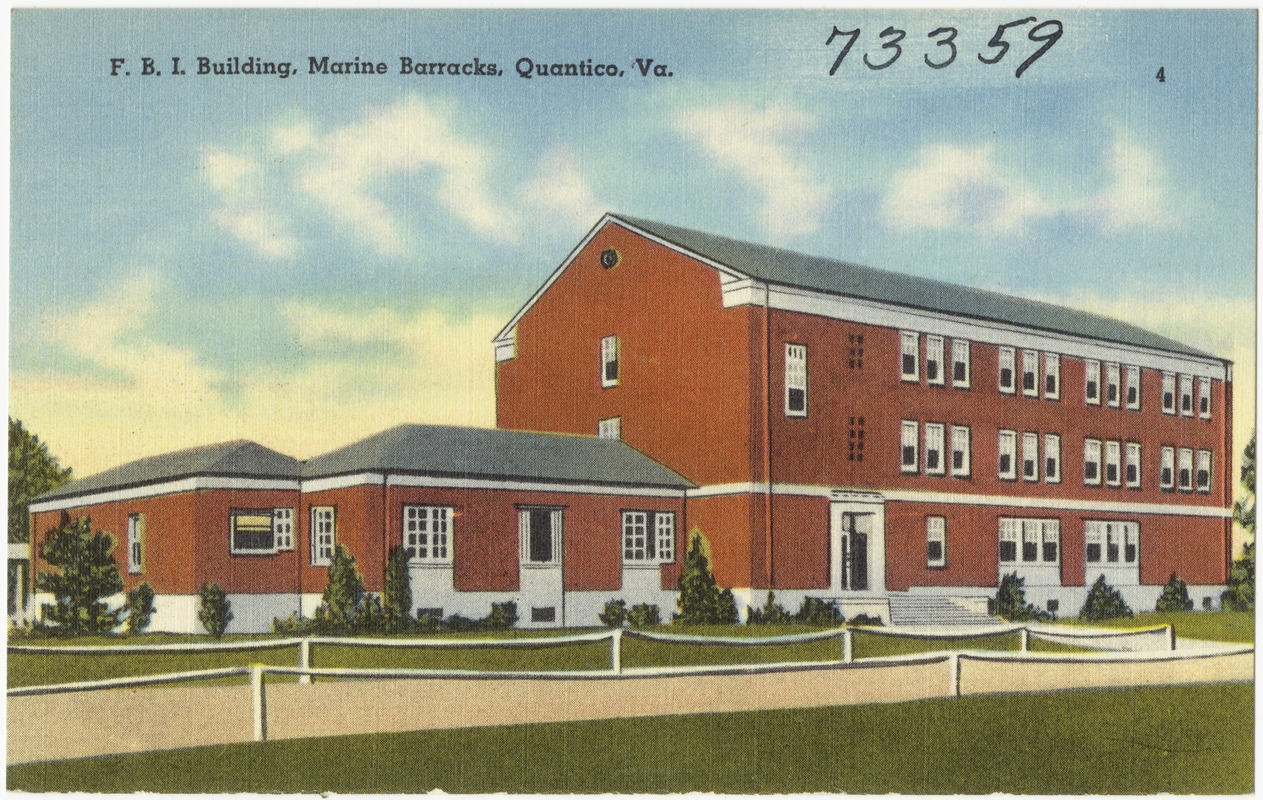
[
  {"left": 1223, "top": 432, "right": 1255, "bottom": 611},
  {"left": 382, "top": 546, "right": 411, "bottom": 630},
  {"left": 9, "top": 418, "right": 72, "bottom": 543},
  {"left": 319, "top": 544, "right": 365, "bottom": 629},
  {"left": 1080, "top": 575, "right": 1133, "bottom": 621},
  {"left": 198, "top": 583, "right": 233, "bottom": 637},
  {"left": 35, "top": 514, "right": 124, "bottom": 635},
  {"left": 673, "top": 530, "right": 738, "bottom": 625},
  {"left": 993, "top": 572, "right": 1047, "bottom": 621},
  {"left": 1155, "top": 573, "right": 1194, "bottom": 613},
  {"left": 124, "top": 582, "right": 157, "bottom": 635}
]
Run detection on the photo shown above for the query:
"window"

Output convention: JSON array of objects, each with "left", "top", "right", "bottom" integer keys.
[
  {"left": 1085, "top": 524, "right": 1102, "bottom": 563},
  {"left": 998, "top": 430, "right": 1017, "bottom": 480},
  {"left": 785, "top": 343, "right": 807, "bottom": 416},
  {"left": 403, "top": 506, "right": 453, "bottom": 564},
  {"left": 622, "top": 511, "right": 676, "bottom": 564},
  {"left": 926, "top": 336, "right": 944, "bottom": 385},
  {"left": 1178, "top": 448, "right": 1194, "bottom": 491},
  {"left": 1197, "top": 450, "right": 1212, "bottom": 493},
  {"left": 1044, "top": 353, "right": 1060, "bottom": 400},
  {"left": 520, "top": 507, "right": 562, "bottom": 565},
  {"left": 950, "top": 425, "right": 971, "bottom": 477},
  {"left": 925, "top": 423, "right": 945, "bottom": 475},
  {"left": 901, "top": 421, "right": 919, "bottom": 473},
  {"left": 1022, "top": 520, "right": 1040, "bottom": 562},
  {"left": 1000, "top": 518, "right": 1059, "bottom": 565},
  {"left": 1124, "top": 523, "right": 1139, "bottom": 563},
  {"left": 230, "top": 508, "right": 286, "bottom": 555},
  {"left": 598, "top": 417, "right": 622, "bottom": 440},
  {"left": 1104, "top": 441, "right": 1121, "bottom": 487},
  {"left": 1105, "top": 362, "right": 1120, "bottom": 407},
  {"left": 311, "top": 507, "right": 335, "bottom": 566},
  {"left": 1022, "top": 432, "right": 1039, "bottom": 482},
  {"left": 1022, "top": 350, "right": 1039, "bottom": 396},
  {"left": 1084, "top": 359, "right": 1101, "bottom": 405},
  {"left": 1125, "top": 365, "right": 1141, "bottom": 410},
  {"left": 1179, "top": 375, "right": 1194, "bottom": 416},
  {"left": 1042, "top": 521, "right": 1060, "bottom": 563},
  {"left": 926, "top": 517, "right": 946, "bottom": 568},
  {"left": 1085, "top": 521, "right": 1139, "bottom": 565},
  {"left": 951, "top": 339, "right": 970, "bottom": 388},
  {"left": 1126, "top": 443, "right": 1142, "bottom": 488},
  {"left": 1084, "top": 439, "right": 1102, "bottom": 486},
  {"left": 601, "top": 335, "right": 620, "bottom": 388},
  {"left": 900, "top": 331, "right": 919, "bottom": 381},
  {"left": 1161, "top": 372, "right": 1176, "bottom": 414},
  {"left": 1198, "top": 377, "right": 1212, "bottom": 419},
  {"left": 1044, "top": 434, "right": 1061, "bottom": 483},
  {"left": 998, "top": 347, "right": 1015, "bottom": 394},
  {"left": 127, "top": 513, "right": 144, "bottom": 574},
  {"left": 999, "top": 518, "right": 1019, "bottom": 563},
  {"left": 1160, "top": 446, "right": 1175, "bottom": 490}
]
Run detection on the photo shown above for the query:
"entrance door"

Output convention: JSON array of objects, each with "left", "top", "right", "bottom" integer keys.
[
  {"left": 519, "top": 508, "right": 564, "bottom": 626},
  {"left": 830, "top": 493, "right": 886, "bottom": 593},
  {"left": 836, "top": 513, "right": 870, "bottom": 590}
]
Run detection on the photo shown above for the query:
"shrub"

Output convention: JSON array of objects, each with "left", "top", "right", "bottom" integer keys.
[
  {"left": 124, "top": 582, "right": 156, "bottom": 635},
  {"left": 35, "top": 514, "right": 124, "bottom": 636},
  {"left": 486, "top": 601, "right": 518, "bottom": 630},
  {"left": 994, "top": 572, "right": 1050, "bottom": 622},
  {"left": 198, "top": 582, "right": 233, "bottom": 637},
  {"left": 1156, "top": 573, "right": 1195, "bottom": 613},
  {"left": 1221, "top": 542, "right": 1255, "bottom": 612},
  {"left": 747, "top": 591, "right": 792, "bottom": 625},
  {"left": 796, "top": 596, "right": 843, "bottom": 626},
  {"left": 382, "top": 546, "right": 412, "bottom": 630},
  {"left": 599, "top": 599, "right": 628, "bottom": 628},
  {"left": 1080, "top": 575, "right": 1133, "bottom": 621},
  {"left": 351, "top": 593, "right": 385, "bottom": 633},
  {"left": 674, "top": 530, "right": 738, "bottom": 625},
  {"left": 626, "top": 603, "right": 660, "bottom": 628},
  {"left": 320, "top": 545, "right": 365, "bottom": 629},
  {"left": 848, "top": 613, "right": 883, "bottom": 627}
]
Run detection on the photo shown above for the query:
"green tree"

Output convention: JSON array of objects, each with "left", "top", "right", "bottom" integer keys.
[
  {"left": 124, "top": 581, "right": 157, "bottom": 635},
  {"left": 1080, "top": 575, "right": 1134, "bottom": 622},
  {"left": 673, "top": 531, "right": 738, "bottom": 625},
  {"left": 382, "top": 546, "right": 411, "bottom": 630},
  {"left": 993, "top": 572, "right": 1048, "bottom": 621},
  {"left": 9, "top": 418, "right": 72, "bottom": 543},
  {"left": 35, "top": 514, "right": 124, "bottom": 635},
  {"left": 747, "top": 591, "right": 792, "bottom": 625},
  {"left": 198, "top": 582, "right": 233, "bottom": 637},
  {"left": 319, "top": 544, "right": 365, "bottom": 629},
  {"left": 1155, "top": 573, "right": 1194, "bottom": 613},
  {"left": 1222, "top": 433, "right": 1255, "bottom": 611}
]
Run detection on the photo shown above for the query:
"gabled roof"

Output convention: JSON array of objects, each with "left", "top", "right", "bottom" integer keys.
[
  {"left": 498, "top": 213, "right": 1216, "bottom": 361},
  {"left": 36, "top": 440, "right": 301, "bottom": 502},
  {"left": 304, "top": 424, "right": 694, "bottom": 489}
]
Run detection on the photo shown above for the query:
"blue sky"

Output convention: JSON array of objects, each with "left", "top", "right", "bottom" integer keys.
[{"left": 10, "top": 8, "right": 1257, "bottom": 476}]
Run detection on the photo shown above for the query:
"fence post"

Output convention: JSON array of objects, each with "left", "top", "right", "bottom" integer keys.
[
  {"left": 841, "top": 628, "right": 853, "bottom": 664},
  {"left": 299, "top": 638, "right": 312, "bottom": 685},
  {"left": 1020, "top": 627, "right": 1030, "bottom": 653},
  {"left": 1168, "top": 624, "right": 1177, "bottom": 652},
  {"left": 610, "top": 629, "right": 623, "bottom": 674},
  {"left": 948, "top": 653, "right": 962, "bottom": 698},
  {"left": 251, "top": 665, "right": 267, "bottom": 742}
]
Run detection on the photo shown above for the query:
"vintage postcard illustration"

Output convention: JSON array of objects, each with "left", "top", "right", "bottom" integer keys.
[{"left": 6, "top": 8, "right": 1256, "bottom": 793}]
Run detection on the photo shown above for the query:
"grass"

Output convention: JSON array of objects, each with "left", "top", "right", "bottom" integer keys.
[
  {"left": 1053, "top": 610, "right": 1255, "bottom": 644},
  {"left": 7, "top": 683, "right": 1251, "bottom": 793}
]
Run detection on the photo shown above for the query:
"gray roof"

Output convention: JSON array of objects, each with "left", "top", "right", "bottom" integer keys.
[
  {"left": 613, "top": 214, "right": 1217, "bottom": 360},
  {"left": 304, "top": 424, "right": 693, "bottom": 489},
  {"left": 36, "top": 440, "right": 301, "bottom": 502}
]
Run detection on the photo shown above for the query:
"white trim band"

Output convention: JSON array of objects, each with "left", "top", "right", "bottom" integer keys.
[{"left": 29, "top": 477, "right": 300, "bottom": 514}]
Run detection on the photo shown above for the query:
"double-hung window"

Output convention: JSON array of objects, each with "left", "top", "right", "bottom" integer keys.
[
  {"left": 926, "top": 336, "right": 944, "bottom": 386},
  {"left": 926, "top": 517, "right": 946, "bottom": 568},
  {"left": 1198, "top": 377, "right": 1212, "bottom": 419},
  {"left": 1105, "top": 363, "right": 1121, "bottom": 407},
  {"left": 998, "top": 347, "right": 1015, "bottom": 394},
  {"left": 311, "top": 507, "right": 336, "bottom": 566},
  {"left": 1125, "top": 365, "right": 1141, "bottom": 410},
  {"left": 1126, "top": 442, "right": 1142, "bottom": 488},
  {"left": 785, "top": 344, "right": 807, "bottom": 417},
  {"left": 1022, "top": 432, "right": 1039, "bottom": 482},
  {"left": 1084, "top": 439, "right": 1102, "bottom": 486},
  {"left": 951, "top": 339, "right": 970, "bottom": 388},
  {"left": 598, "top": 417, "right": 622, "bottom": 440},
  {"left": 999, "top": 519, "right": 1019, "bottom": 563},
  {"left": 950, "top": 425, "right": 971, "bottom": 477},
  {"left": 521, "top": 507, "right": 563, "bottom": 565},
  {"left": 1021, "top": 350, "right": 1039, "bottom": 397},
  {"left": 900, "top": 331, "right": 919, "bottom": 381},
  {"left": 1179, "top": 375, "right": 1194, "bottom": 416},
  {"left": 622, "top": 511, "right": 676, "bottom": 564},
  {"left": 1104, "top": 441, "right": 1121, "bottom": 487},
  {"left": 1177, "top": 448, "right": 1194, "bottom": 491},
  {"left": 127, "top": 513, "right": 144, "bottom": 574},
  {"left": 1044, "top": 434, "right": 1061, "bottom": 483},
  {"left": 1043, "top": 353, "right": 1060, "bottom": 400},
  {"left": 1084, "top": 359, "right": 1101, "bottom": 405},
  {"left": 1161, "top": 372, "right": 1176, "bottom": 414},
  {"left": 1021, "top": 520, "right": 1040, "bottom": 562},
  {"left": 1160, "top": 446, "right": 1175, "bottom": 490},
  {"left": 925, "top": 423, "right": 945, "bottom": 475},
  {"left": 1042, "top": 521, "right": 1060, "bottom": 563},
  {"left": 1085, "top": 521, "right": 1139, "bottom": 566},
  {"left": 230, "top": 508, "right": 293, "bottom": 555},
  {"left": 1196, "top": 450, "right": 1212, "bottom": 493},
  {"left": 998, "top": 430, "right": 1017, "bottom": 480},
  {"left": 403, "top": 506, "right": 453, "bottom": 564},
  {"left": 601, "top": 335, "right": 620, "bottom": 388},
  {"left": 901, "top": 421, "right": 919, "bottom": 473}
]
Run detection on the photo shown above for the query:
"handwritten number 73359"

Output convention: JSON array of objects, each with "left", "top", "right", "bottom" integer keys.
[{"left": 827, "top": 18, "right": 1063, "bottom": 78}]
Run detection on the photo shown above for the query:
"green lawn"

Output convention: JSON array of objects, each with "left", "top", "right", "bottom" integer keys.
[
  {"left": 8, "top": 683, "right": 1251, "bottom": 793},
  {"left": 1053, "top": 610, "right": 1255, "bottom": 644}
]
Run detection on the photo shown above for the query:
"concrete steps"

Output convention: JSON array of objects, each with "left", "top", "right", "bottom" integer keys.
[{"left": 888, "top": 594, "right": 997, "bottom": 627}]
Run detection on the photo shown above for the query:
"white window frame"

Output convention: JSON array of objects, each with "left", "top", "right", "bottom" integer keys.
[
  {"left": 1043, "top": 353, "right": 1060, "bottom": 400},
  {"left": 1084, "top": 439, "right": 1102, "bottom": 486},
  {"left": 998, "top": 347, "right": 1015, "bottom": 394},
  {"left": 951, "top": 339, "right": 971, "bottom": 388},
  {"left": 1125, "top": 365, "right": 1141, "bottom": 410},
  {"left": 1105, "top": 362, "right": 1121, "bottom": 408},
  {"left": 1126, "top": 442, "right": 1142, "bottom": 489},
  {"left": 900, "top": 331, "right": 919, "bottom": 381},
  {"left": 901, "top": 420, "right": 919, "bottom": 474},
  {"left": 622, "top": 510, "right": 676, "bottom": 564},
  {"left": 950, "top": 425, "right": 971, "bottom": 477},
  {"left": 1084, "top": 359, "right": 1101, "bottom": 405},
  {"left": 926, "top": 516, "right": 946, "bottom": 568},
  {"left": 311, "top": 506, "right": 335, "bottom": 567},
  {"left": 1021, "top": 520, "right": 1041, "bottom": 563},
  {"left": 1085, "top": 522, "right": 1103, "bottom": 564},
  {"left": 601, "top": 335, "right": 620, "bottom": 388},
  {"left": 1022, "top": 432, "right": 1039, "bottom": 482},
  {"left": 1179, "top": 374, "right": 1194, "bottom": 417},
  {"left": 1196, "top": 450, "right": 1212, "bottom": 493},
  {"left": 999, "top": 518, "right": 1019, "bottom": 564},
  {"left": 520, "top": 507, "right": 563, "bottom": 566},
  {"left": 403, "top": 505, "right": 454, "bottom": 565},
  {"left": 1104, "top": 441, "right": 1121, "bottom": 487},
  {"left": 998, "top": 429, "right": 1017, "bottom": 481},
  {"left": 1041, "top": 520, "right": 1061, "bottom": 564},
  {"left": 925, "top": 335, "right": 945, "bottom": 386},
  {"left": 785, "top": 343, "right": 808, "bottom": 417},
  {"left": 1123, "top": 522, "right": 1139, "bottom": 564},
  {"left": 1177, "top": 447, "right": 1194, "bottom": 492},
  {"left": 1044, "top": 433, "right": 1061, "bottom": 484},
  {"left": 127, "top": 513, "right": 143, "bottom": 574},
  {"left": 1161, "top": 372, "right": 1176, "bottom": 415},
  {"left": 924, "top": 423, "right": 946, "bottom": 475},
  {"left": 273, "top": 508, "right": 295, "bottom": 551},
  {"left": 230, "top": 508, "right": 280, "bottom": 556},
  {"left": 598, "top": 417, "right": 622, "bottom": 440},
  {"left": 1021, "top": 349, "right": 1039, "bottom": 397},
  {"left": 1160, "top": 446, "right": 1175, "bottom": 490},
  {"left": 1198, "top": 377, "right": 1212, "bottom": 419}
]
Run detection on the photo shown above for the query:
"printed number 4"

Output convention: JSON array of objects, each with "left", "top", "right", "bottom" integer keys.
[{"left": 1156, "top": 67, "right": 1166, "bottom": 82}]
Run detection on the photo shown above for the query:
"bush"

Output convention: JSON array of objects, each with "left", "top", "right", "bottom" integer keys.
[
  {"left": 599, "top": 599, "right": 628, "bottom": 628},
  {"left": 747, "top": 591, "right": 793, "bottom": 625},
  {"left": 1221, "top": 542, "right": 1254, "bottom": 612},
  {"left": 1156, "top": 573, "right": 1195, "bottom": 613},
  {"left": 320, "top": 545, "right": 365, "bottom": 629},
  {"left": 626, "top": 603, "right": 660, "bottom": 628},
  {"left": 124, "top": 582, "right": 156, "bottom": 635},
  {"left": 848, "top": 613, "right": 884, "bottom": 627},
  {"left": 1080, "top": 575, "right": 1133, "bottom": 621},
  {"left": 35, "top": 514, "right": 124, "bottom": 636},
  {"left": 993, "top": 572, "right": 1051, "bottom": 622},
  {"left": 382, "top": 547, "right": 412, "bottom": 630},
  {"left": 351, "top": 593, "right": 385, "bottom": 633},
  {"left": 674, "top": 530, "right": 738, "bottom": 625},
  {"left": 486, "top": 601, "right": 518, "bottom": 630},
  {"left": 198, "top": 583, "right": 233, "bottom": 637},
  {"left": 796, "top": 596, "right": 843, "bottom": 626}
]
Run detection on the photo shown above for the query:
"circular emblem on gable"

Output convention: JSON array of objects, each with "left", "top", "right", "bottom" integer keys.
[{"left": 600, "top": 248, "right": 621, "bottom": 269}]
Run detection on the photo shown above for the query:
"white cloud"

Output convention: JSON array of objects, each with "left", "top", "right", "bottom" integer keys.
[
  {"left": 521, "top": 146, "right": 606, "bottom": 227},
  {"left": 676, "top": 103, "right": 831, "bottom": 242},
  {"left": 200, "top": 147, "right": 299, "bottom": 260},
  {"left": 1073, "top": 129, "right": 1175, "bottom": 232}
]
